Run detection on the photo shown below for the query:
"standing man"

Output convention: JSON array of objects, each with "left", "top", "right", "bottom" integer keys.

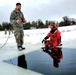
[{"left": 10, "top": 3, "right": 26, "bottom": 50}]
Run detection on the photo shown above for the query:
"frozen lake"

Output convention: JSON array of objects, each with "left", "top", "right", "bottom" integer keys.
[{"left": 0, "top": 25, "right": 76, "bottom": 75}]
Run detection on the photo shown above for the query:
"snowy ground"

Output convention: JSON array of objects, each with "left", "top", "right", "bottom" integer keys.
[
  {"left": 0, "top": 25, "right": 76, "bottom": 48},
  {"left": 0, "top": 25, "right": 76, "bottom": 60},
  {"left": 0, "top": 25, "right": 76, "bottom": 75}
]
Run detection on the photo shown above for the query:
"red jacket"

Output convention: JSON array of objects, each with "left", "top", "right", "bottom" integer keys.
[
  {"left": 54, "top": 29, "right": 61, "bottom": 45},
  {"left": 44, "top": 26, "right": 61, "bottom": 48},
  {"left": 51, "top": 26, "right": 61, "bottom": 45}
]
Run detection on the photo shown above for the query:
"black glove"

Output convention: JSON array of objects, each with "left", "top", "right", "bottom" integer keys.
[
  {"left": 42, "top": 39, "right": 45, "bottom": 43},
  {"left": 42, "top": 37, "right": 48, "bottom": 43}
]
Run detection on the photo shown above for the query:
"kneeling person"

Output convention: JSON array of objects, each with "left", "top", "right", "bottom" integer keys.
[{"left": 42, "top": 22, "right": 62, "bottom": 51}]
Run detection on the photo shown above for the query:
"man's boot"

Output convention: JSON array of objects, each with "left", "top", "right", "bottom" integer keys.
[
  {"left": 21, "top": 46, "right": 25, "bottom": 50},
  {"left": 18, "top": 46, "right": 25, "bottom": 51}
]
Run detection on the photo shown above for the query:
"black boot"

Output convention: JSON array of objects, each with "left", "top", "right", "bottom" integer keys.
[
  {"left": 18, "top": 46, "right": 25, "bottom": 51},
  {"left": 58, "top": 44, "right": 62, "bottom": 46},
  {"left": 41, "top": 47, "right": 46, "bottom": 51},
  {"left": 18, "top": 46, "right": 22, "bottom": 51},
  {"left": 41, "top": 46, "right": 49, "bottom": 51},
  {"left": 21, "top": 46, "right": 25, "bottom": 50}
]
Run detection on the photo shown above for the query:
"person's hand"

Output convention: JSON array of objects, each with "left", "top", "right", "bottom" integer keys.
[
  {"left": 42, "top": 39, "right": 45, "bottom": 43},
  {"left": 24, "top": 20, "right": 27, "bottom": 24},
  {"left": 16, "top": 20, "right": 20, "bottom": 24}
]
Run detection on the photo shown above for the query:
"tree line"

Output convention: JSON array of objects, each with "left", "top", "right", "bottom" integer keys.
[{"left": 0, "top": 16, "right": 76, "bottom": 31}]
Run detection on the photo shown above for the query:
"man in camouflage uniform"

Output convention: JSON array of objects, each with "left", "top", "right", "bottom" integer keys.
[{"left": 10, "top": 3, "right": 26, "bottom": 50}]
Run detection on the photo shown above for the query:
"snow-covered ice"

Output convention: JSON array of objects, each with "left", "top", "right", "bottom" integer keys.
[{"left": 0, "top": 25, "right": 76, "bottom": 75}]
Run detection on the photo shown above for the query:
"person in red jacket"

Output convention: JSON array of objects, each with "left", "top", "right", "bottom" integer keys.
[{"left": 42, "top": 22, "right": 62, "bottom": 51}]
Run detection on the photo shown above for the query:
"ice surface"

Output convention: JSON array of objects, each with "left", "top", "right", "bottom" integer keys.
[{"left": 0, "top": 25, "right": 76, "bottom": 75}]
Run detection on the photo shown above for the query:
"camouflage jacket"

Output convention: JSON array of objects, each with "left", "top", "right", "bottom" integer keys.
[{"left": 10, "top": 9, "right": 25, "bottom": 28}]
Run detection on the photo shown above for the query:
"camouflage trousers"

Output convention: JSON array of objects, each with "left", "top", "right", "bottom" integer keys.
[{"left": 14, "top": 27, "right": 24, "bottom": 47}]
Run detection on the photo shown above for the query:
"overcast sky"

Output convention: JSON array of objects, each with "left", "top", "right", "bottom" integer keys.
[{"left": 0, "top": 0, "right": 76, "bottom": 24}]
